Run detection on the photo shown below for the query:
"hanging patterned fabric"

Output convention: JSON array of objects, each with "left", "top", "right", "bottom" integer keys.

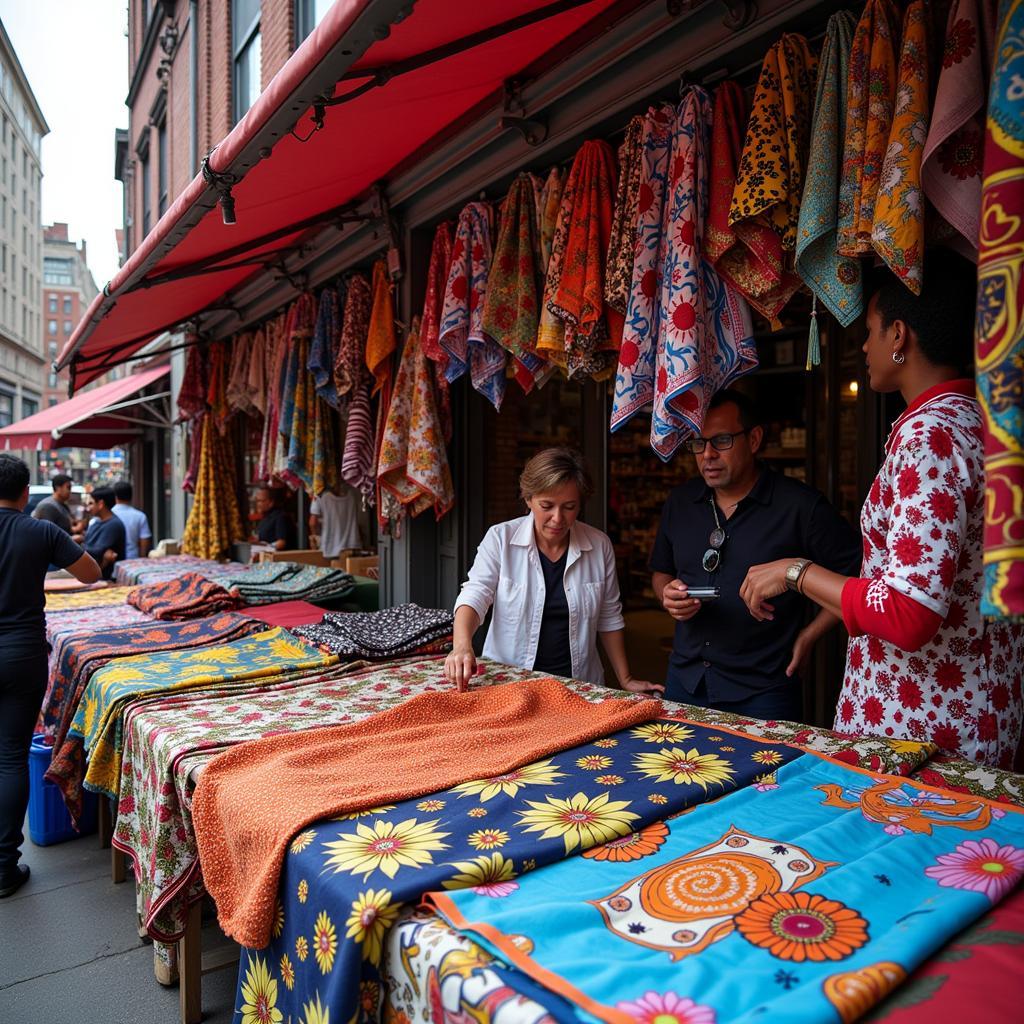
[
  {"left": 257, "top": 310, "right": 292, "bottom": 481},
  {"left": 419, "top": 221, "right": 454, "bottom": 443},
  {"left": 276, "top": 294, "right": 316, "bottom": 480},
  {"left": 333, "top": 272, "right": 372, "bottom": 400},
  {"left": 482, "top": 174, "right": 547, "bottom": 392},
  {"left": 871, "top": 0, "right": 931, "bottom": 293},
  {"left": 537, "top": 166, "right": 563, "bottom": 275},
  {"left": 652, "top": 87, "right": 757, "bottom": 459},
  {"left": 718, "top": 37, "right": 817, "bottom": 320},
  {"left": 177, "top": 336, "right": 207, "bottom": 422},
  {"left": 341, "top": 383, "right": 376, "bottom": 506},
  {"left": 795, "top": 11, "right": 864, "bottom": 327},
  {"left": 610, "top": 103, "right": 676, "bottom": 432},
  {"left": 245, "top": 325, "right": 268, "bottom": 416},
  {"left": 181, "top": 415, "right": 244, "bottom": 561},
  {"left": 365, "top": 259, "right": 396, "bottom": 397},
  {"left": 182, "top": 415, "right": 204, "bottom": 494},
  {"left": 206, "top": 338, "right": 233, "bottom": 433},
  {"left": 976, "top": 0, "right": 1024, "bottom": 619},
  {"left": 536, "top": 175, "right": 573, "bottom": 368},
  {"left": 308, "top": 283, "right": 342, "bottom": 409},
  {"left": 605, "top": 115, "right": 646, "bottom": 315},
  {"left": 838, "top": 0, "right": 900, "bottom": 256},
  {"left": 439, "top": 201, "right": 507, "bottom": 410},
  {"left": 378, "top": 318, "right": 455, "bottom": 520},
  {"left": 547, "top": 139, "right": 623, "bottom": 380},
  {"left": 225, "top": 331, "right": 253, "bottom": 414},
  {"left": 922, "top": 0, "right": 998, "bottom": 259}
]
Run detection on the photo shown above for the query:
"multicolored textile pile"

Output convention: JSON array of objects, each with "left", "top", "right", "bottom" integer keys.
[
  {"left": 113, "top": 556, "right": 249, "bottom": 587},
  {"left": 220, "top": 562, "right": 356, "bottom": 606},
  {"left": 127, "top": 572, "right": 242, "bottom": 620},
  {"left": 293, "top": 603, "right": 454, "bottom": 660},
  {"left": 44, "top": 586, "right": 132, "bottom": 612}
]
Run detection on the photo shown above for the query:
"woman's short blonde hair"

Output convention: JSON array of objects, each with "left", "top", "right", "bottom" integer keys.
[{"left": 519, "top": 447, "right": 594, "bottom": 503}]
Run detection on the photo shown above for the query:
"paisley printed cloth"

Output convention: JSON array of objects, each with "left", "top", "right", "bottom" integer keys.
[
  {"left": 839, "top": 0, "right": 901, "bottom": 256},
  {"left": 176, "top": 337, "right": 207, "bottom": 422},
  {"left": 229, "top": 713, "right": 796, "bottom": 1024},
  {"left": 419, "top": 221, "right": 454, "bottom": 442},
  {"left": 45, "top": 604, "right": 151, "bottom": 644},
  {"left": 430, "top": 752, "right": 1024, "bottom": 1024},
  {"left": 720, "top": 34, "right": 817, "bottom": 319},
  {"left": 334, "top": 273, "right": 373, "bottom": 399},
  {"left": 605, "top": 115, "right": 646, "bottom": 315},
  {"left": 294, "top": 603, "right": 454, "bottom": 660},
  {"left": 796, "top": 11, "right": 864, "bottom": 326},
  {"left": 976, "top": 0, "right": 1024, "bottom": 619},
  {"left": 872, "top": 0, "right": 931, "bottom": 293},
  {"left": 377, "top": 320, "right": 454, "bottom": 520},
  {"left": 538, "top": 166, "right": 564, "bottom": 277},
  {"left": 366, "top": 259, "right": 397, "bottom": 399},
  {"left": 481, "top": 174, "right": 547, "bottom": 392},
  {"left": 922, "top": 0, "right": 997, "bottom": 260},
  {"left": 309, "top": 283, "right": 342, "bottom": 409},
  {"left": 127, "top": 571, "right": 241, "bottom": 620},
  {"left": 546, "top": 139, "right": 623, "bottom": 380},
  {"left": 439, "top": 202, "right": 506, "bottom": 410}
]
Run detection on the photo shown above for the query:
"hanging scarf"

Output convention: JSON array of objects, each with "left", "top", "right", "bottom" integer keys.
[
  {"left": 378, "top": 318, "right": 455, "bottom": 520},
  {"left": 482, "top": 173, "right": 547, "bottom": 393},
  {"left": 439, "top": 201, "right": 507, "bottom": 410},
  {"left": 419, "top": 221, "right": 454, "bottom": 443},
  {"left": 177, "top": 337, "right": 207, "bottom": 422},
  {"left": 341, "top": 384, "right": 376, "bottom": 506},
  {"left": 871, "top": 0, "right": 931, "bottom": 293},
  {"left": 605, "top": 115, "right": 646, "bottom": 315},
  {"left": 206, "top": 338, "right": 233, "bottom": 433},
  {"left": 976, "top": 0, "right": 1024, "bottom": 619},
  {"left": 333, "top": 273, "right": 372, "bottom": 399},
  {"left": 276, "top": 294, "right": 316, "bottom": 477},
  {"left": 796, "top": 11, "right": 863, "bottom": 326},
  {"left": 181, "top": 415, "right": 244, "bottom": 561},
  {"left": 365, "top": 259, "right": 396, "bottom": 397},
  {"left": 610, "top": 103, "right": 676, "bottom": 432},
  {"left": 538, "top": 166, "right": 564, "bottom": 276},
  {"left": 309, "top": 283, "right": 342, "bottom": 409},
  {"left": 225, "top": 331, "right": 252, "bottom": 413},
  {"left": 536, "top": 174, "right": 573, "bottom": 368},
  {"left": 922, "top": 0, "right": 998, "bottom": 259},
  {"left": 720, "top": 45, "right": 816, "bottom": 319},
  {"left": 182, "top": 415, "right": 204, "bottom": 494},
  {"left": 548, "top": 139, "right": 623, "bottom": 380},
  {"left": 246, "top": 325, "right": 268, "bottom": 415},
  {"left": 258, "top": 310, "right": 291, "bottom": 481},
  {"left": 839, "top": 0, "right": 900, "bottom": 256}
]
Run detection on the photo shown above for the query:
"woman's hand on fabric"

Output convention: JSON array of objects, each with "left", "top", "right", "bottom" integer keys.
[
  {"left": 620, "top": 675, "right": 665, "bottom": 695},
  {"left": 740, "top": 559, "right": 791, "bottom": 621},
  {"left": 444, "top": 646, "right": 477, "bottom": 691},
  {"left": 661, "top": 579, "right": 701, "bottom": 621}
]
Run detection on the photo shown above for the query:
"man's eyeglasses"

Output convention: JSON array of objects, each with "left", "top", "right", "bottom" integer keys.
[{"left": 683, "top": 430, "right": 748, "bottom": 455}]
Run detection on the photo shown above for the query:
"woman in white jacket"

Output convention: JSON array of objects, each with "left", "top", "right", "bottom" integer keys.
[{"left": 445, "top": 447, "right": 661, "bottom": 694}]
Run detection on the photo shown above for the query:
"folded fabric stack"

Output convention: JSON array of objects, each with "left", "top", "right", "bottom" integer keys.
[
  {"left": 113, "top": 555, "right": 250, "bottom": 587},
  {"left": 127, "top": 571, "right": 242, "bottom": 620},
  {"left": 293, "top": 602, "right": 453, "bottom": 660},
  {"left": 220, "top": 562, "right": 355, "bottom": 606}
]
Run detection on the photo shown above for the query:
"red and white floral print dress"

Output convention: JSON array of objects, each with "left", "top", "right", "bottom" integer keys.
[{"left": 835, "top": 380, "right": 1024, "bottom": 768}]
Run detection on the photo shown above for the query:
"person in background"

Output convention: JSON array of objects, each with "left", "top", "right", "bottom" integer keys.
[
  {"left": 253, "top": 485, "right": 297, "bottom": 551},
  {"left": 445, "top": 447, "right": 660, "bottom": 695},
  {"left": 31, "top": 474, "right": 74, "bottom": 534},
  {"left": 309, "top": 484, "right": 362, "bottom": 560},
  {"left": 112, "top": 481, "right": 153, "bottom": 559},
  {"left": 651, "top": 389, "right": 861, "bottom": 721},
  {"left": 0, "top": 455, "right": 100, "bottom": 899},
  {"left": 83, "top": 486, "right": 126, "bottom": 580},
  {"left": 740, "top": 251, "right": 1024, "bottom": 768}
]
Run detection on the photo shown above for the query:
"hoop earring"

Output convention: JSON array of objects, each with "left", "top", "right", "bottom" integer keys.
[{"left": 892, "top": 351, "right": 905, "bottom": 365}]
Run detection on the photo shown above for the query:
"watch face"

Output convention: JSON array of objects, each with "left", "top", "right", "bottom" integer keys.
[{"left": 786, "top": 564, "right": 801, "bottom": 582}]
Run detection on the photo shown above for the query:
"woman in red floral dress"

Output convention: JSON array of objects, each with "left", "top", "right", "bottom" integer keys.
[{"left": 741, "top": 251, "right": 1023, "bottom": 768}]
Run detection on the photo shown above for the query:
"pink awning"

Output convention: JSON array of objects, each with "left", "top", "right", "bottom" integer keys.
[
  {"left": 57, "top": 0, "right": 624, "bottom": 391},
  {"left": 0, "top": 364, "right": 170, "bottom": 450}
]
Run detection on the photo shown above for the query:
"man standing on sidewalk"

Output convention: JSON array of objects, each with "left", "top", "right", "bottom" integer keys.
[
  {"left": 112, "top": 481, "right": 152, "bottom": 559},
  {"left": 31, "top": 474, "right": 74, "bottom": 534},
  {"left": 0, "top": 455, "right": 100, "bottom": 899}
]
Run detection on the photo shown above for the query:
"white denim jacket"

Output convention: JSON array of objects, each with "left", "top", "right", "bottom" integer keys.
[{"left": 454, "top": 515, "right": 625, "bottom": 684}]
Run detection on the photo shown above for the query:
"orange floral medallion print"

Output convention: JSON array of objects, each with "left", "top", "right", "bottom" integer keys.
[{"left": 735, "top": 891, "right": 868, "bottom": 962}]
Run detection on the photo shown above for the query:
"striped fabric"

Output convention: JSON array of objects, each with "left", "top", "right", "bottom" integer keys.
[{"left": 341, "top": 383, "right": 376, "bottom": 504}]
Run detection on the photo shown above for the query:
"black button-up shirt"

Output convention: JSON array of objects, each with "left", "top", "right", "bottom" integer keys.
[{"left": 649, "top": 467, "right": 861, "bottom": 704}]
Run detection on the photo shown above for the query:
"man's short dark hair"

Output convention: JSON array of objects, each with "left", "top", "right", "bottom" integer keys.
[
  {"left": 258, "top": 485, "right": 285, "bottom": 508},
  {"left": 866, "top": 247, "right": 976, "bottom": 372},
  {"left": 0, "top": 454, "right": 30, "bottom": 501},
  {"left": 92, "top": 486, "right": 116, "bottom": 511},
  {"left": 113, "top": 481, "right": 133, "bottom": 502},
  {"left": 51, "top": 473, "right": 72, "bottom": 490},
  {"left": 708, "top": 388, "right": 761, "bottom": 432}
]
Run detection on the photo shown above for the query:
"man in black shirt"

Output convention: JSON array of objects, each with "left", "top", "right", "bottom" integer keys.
[
  {"left": 32, "top": 473, "right": 74, "bottom": 534},
  {"left": 83, "top": 486, "right": 127, "bottom": 580},
  {"left": 253, "top": 486, "right": 297, "bottom": 551},
  {"left": 650, "top": 390, "right": 861, "bottom": 720},
  {"left": 0, "top": 455, "right": 100, "bottom": 898}
]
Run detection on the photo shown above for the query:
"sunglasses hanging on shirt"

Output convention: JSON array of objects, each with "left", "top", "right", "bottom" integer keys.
[{"left": 703, "top": 498, "right": 726, "bottom": 573}]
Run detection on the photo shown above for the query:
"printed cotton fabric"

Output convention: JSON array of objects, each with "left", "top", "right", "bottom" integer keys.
[
  {"left": 45, "top": 586, "right": 132, "bottom": 612},
  {"left": 439, "top": 202, "right": 506, "bottom": 410},
  {"left": 334, "top": 273, "right": 373, "bottom": 399},
  {"left": 341, "top": 383, "right": 376, "bottom": 505},
  {"left": 976, "top": 0, "right": 1024, "bottom": 619},
  {"left": 365, "top": 259, "right": 396, "bottom": 399},
  {"left": 419, "top": 221, "right": 454, "bottom": 441},
  {"left": 127, "top": 572, "right": 242, "bottom": 620},
  {"left": 430, "top": 753, "right": 1024, "bottom": 1024},
  {"left": 605, "top": 115, "right": 646, "bottom": 315},
  {"left": 294, "top": 603, "right": 454, "bottom": 659},
  {"left": 309, "top": 283, "right": 342, "bottom": 409},
  {"left": 182, "top": 409, "right": 245, "bottom": 561},
  {"left": 221, "top": 563, "right": 355, "bottom": 606},
  {"left": 796, "top": 11, "right": 864, "bottom": 326}
]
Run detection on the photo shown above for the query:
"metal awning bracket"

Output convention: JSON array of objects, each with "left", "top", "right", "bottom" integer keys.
[{"left": 499, "top": 79, "right": 547, "bottom": 147}]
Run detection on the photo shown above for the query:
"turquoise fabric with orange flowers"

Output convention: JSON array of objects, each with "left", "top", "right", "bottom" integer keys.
[
  {"left": 429, "top": 754, "right": 1024, "bottom": 1024},
  {"left": 231, "top": 719, "right": 799, "bottom": 1024}
]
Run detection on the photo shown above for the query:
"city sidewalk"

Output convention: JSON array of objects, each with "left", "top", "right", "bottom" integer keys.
[{"left": 0, "top": 828, "right": 237, "bottom": 1024}]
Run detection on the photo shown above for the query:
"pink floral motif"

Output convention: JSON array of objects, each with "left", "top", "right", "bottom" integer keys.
[
  {"left": 925, "top": 838, "right": 1024, "bottom": 901},
  {"left": 472, "top": 881, "right": 519, "bottom": 899},
  {"left": 616, "top": 991, "right": 716, "bottom": 1024}
]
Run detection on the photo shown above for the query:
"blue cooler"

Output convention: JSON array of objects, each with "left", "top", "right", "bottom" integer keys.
[{"left": 27, "top": 735, "right": 98, "bottom": 846}]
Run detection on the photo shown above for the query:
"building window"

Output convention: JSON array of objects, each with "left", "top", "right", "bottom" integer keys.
[
  {"left": 295, "top": 0, "right": 333, "bottom": 42},
  {"left": 48, "top": 319, "right": 57, "bottom": 335},
  {"left": 48, "top": 396, "right": 58, "bottom": 407},
  {"left": 139, "top": 140, "right": 151, "bottom": 236},
  {"left": 63, "top": 296, "right": 72, "bottom": 314},
  {"left": 63, "top": 320, "right": 72, "bottom": 334},
  {"left": 0, "top": 390, "right": 13, "bottom": 427},
  {"left": 157, "top": 116, "right": 168, "bottom": 216},
  {"left": 48, "top": 341, "right": 57, "bottom": 359},
  {"left": 44, "top": 258, "right": 74, "bottom": 285},
  {"left": 21, "top": 395, "right": 38, "bottom": 418},
  {"left": 232, "top": 0, "right": 262, "bottom": 124},
  {"left": 49, "top": 295, "right": 57, "bottom": 313},
  {"left": 48, "top": 372, "right": 58, "bottom": 389}
]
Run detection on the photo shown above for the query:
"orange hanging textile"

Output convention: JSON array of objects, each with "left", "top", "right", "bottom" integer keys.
[{"left": 365, "top": 259, "right": 397, "bottom": 397}]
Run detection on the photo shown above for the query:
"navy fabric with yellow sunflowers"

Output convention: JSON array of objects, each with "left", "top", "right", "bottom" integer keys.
[{"left": 233, "top": 719, "right": 799, "bottom": 1024}]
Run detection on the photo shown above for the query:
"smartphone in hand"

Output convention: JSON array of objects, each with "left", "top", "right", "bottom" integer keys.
[{"left": 685, "top": 586, "right": 720, "bottom": 601}]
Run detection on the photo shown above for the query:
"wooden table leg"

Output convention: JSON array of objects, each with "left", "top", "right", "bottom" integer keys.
[
  {"left": 97, "top": 797, "right": 112, "bottom": 849},
  {"left": 179, "top": 900, "right": 202, "bottom": 1024},
  {"left": 111, "top": 846, "right": 127, "bottom": 884}
]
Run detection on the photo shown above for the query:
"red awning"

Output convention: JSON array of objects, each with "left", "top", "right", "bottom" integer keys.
[
  {"left": 58, "top": 0, "right": 624, "bottom": 390},
  {"left": 0, "top": 364, "right": 170, "bottom": 450}
]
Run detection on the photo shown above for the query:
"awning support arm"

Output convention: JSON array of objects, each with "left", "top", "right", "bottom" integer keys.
[{"left": 50, "top": 389, "right": 174, "bottom": 439}]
